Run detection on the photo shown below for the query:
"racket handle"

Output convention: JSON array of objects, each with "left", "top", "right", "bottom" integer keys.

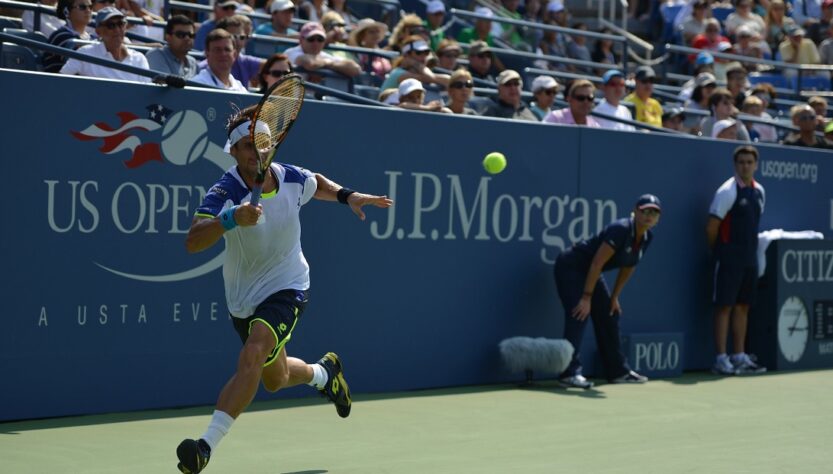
[{"left": 250, "top": 185, "right": 263, "bottom": 207}]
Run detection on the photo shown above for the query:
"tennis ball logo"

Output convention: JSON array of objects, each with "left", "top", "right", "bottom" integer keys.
[
  {"left": 160, "top": 110, "right": 210, "bottom": 166},
  {"left": 483, "top": 152, "right": 507, "bottom": 174}
]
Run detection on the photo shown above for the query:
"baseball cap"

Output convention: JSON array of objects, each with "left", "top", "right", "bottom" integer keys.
[
  {"left": 711, "top": 118, "right": 737, "bottom": 138},
  {"left": 96, "top": 6, "right": 124, "bottom": 26},
  {"left": 469, "top": 40, "right": 491, "bottom": 56},
  {"left": 398, "top": 78, "right": 425, "bottom": 97},
  {"left": 634, "top": 65, "right": 656, "bottom": 81},
  {"left": 426, "top": 0, "right": 446, "bottom": 14},
  {"left": 601, "top": 69, "right": 624, "bottom": 84},
  {"left": 694, "top": 72, "right": 717, "bottom": 88},
  {"left": 402, "top": 39, "right": 430, "bottom": 54},
  {"left": 716, "top": 41, "right": 733, "bottom": 52},
  {"left": 270, "top": 0, "right": 295, "bottom": 12},
  {"left": 215, "top": 0, "right": 237, "bottom": 7},
  {"left": 725, "top": 61, "right": 747, "bottom": 76},
  {"left": 695, "top": 51, "right": 714, "bottom": 66},
  {"left": 662, "top": 106, "right": 685, "bottom": 121},
  {"left": 547, "top": 1, "right": 565, "bottom": 13},
  {"left": 474, "top": 6, "right": 494, "bottom": 18},
  {"left": 531, "top": 75, "right": 558, "bottom": 92},
  {"left": 497, "top": 69, "right": 522, "bottom": 86},
  {"left": 300, "top": 22, "right": 326, "bottom": 39},
  {"left": 786, "top": 24, "right": 806, "bottom": 36},
  {"left": 635, "top": 194, "right": 662, "bottom": 212}
]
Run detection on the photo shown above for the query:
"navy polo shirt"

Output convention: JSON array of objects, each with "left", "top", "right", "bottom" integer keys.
[{"left": 569, "top": 217, "right": 653, "bottom": 271}]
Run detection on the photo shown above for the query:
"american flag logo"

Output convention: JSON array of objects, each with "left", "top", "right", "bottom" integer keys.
[{"left": 71, "top": 104, "right": 173, "bottom": 168}]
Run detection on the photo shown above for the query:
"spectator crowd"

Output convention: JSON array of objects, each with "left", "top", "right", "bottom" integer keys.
[{"left": 5, "top": 0, "right": 833, "bottom": 149}]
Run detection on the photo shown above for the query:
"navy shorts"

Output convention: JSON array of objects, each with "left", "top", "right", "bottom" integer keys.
[
  {"left": 232, "top": 289, "right": 309, "bottom": 367},
  {"left": 713, "top": 259, "right": 757, "bottom": 307}
]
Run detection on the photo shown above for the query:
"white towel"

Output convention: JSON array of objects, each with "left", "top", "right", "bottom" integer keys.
[{"left": 758, "top": 229, "right": 825, "bottom": 277}]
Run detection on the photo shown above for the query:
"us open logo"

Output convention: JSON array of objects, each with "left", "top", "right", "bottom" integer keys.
[{"left": 57, "top": 104, "right": 236, "bottom": 282}]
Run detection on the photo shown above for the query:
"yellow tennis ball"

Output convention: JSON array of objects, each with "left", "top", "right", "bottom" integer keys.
[{"left": 483, "top": 152, "right": 507, "bottom": 174}]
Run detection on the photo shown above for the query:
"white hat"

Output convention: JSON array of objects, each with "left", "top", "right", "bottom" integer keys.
[
  {"left": 531, "top": 75, "right": 558, "bottom": 92},
  {"left": 270, "top": 0, "right": 294, "bottom": 12},
  {"left": 426, "top": 0, "right": 446, "bottom": 14},
  {"left": 398, "top": 78, "right": 425, "bottom": 97},
  {"left": 716, "top": 41, "right": 732, "bottom": 52},
  {"left": 474, "top": 6, "right": 494, "bottom": 18},
  {"left": 547, "top": 1, "right": 565, "bottom": 13},
  {"left": 711, "top": 118, "right": 737, "bottom": 138}
]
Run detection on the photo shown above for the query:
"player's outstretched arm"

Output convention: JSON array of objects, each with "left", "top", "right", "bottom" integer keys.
[
  {"left": 313, "top": 173, "right": 393, "bottom": 221},
  {"left": 185, "top": 203, "right": 262, "bottom": 253}
]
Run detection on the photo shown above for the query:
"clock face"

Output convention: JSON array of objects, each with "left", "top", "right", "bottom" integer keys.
[{"left": 778, "top": 296, "right": 810, "bottom": 363}]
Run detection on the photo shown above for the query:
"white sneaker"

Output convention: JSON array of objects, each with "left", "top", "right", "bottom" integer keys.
[
  {"left": 558, "top": 374, "right": 594, "bottom": 389},
  {"left": 712, "top": 356, "right": 736, "bottom": 375},
  {"left": 732, "top": 353, "right": 767, "bottom": 375},
  {"left": 612, "top": 370, "right": 648, "bottom": 384}
]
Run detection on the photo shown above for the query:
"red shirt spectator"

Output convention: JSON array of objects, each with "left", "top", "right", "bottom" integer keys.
[{"left": 690, "top": 18, "right": 730, "bottom": 62}]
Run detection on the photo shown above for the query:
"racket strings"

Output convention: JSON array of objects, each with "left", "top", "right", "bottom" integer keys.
[{"left": 253, "top": 78, "right": 305, "bottom": 155}]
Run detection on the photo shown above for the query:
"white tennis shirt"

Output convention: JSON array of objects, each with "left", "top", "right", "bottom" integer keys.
[{"left": 196, "top": 163, "right": 318, "bottom": 318}]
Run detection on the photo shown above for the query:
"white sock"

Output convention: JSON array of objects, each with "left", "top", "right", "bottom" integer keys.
[
  {"left": 716, "top": 353, "right": 729, "bottom": 362},
  {"left": 308, "top": 363, "right": 328, "bottom": 389},
  {"left": 730, "top": 352, "right": 745, "bottom": 363},
  {"left": 201, "top": 410, "right": 235, "bottom": 452}
]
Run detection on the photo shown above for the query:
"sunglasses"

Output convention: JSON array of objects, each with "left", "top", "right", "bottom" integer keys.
[
  {"left": 221, "top": 4, "right": 237, "bottom": 10},
  {"left": 268, "top": 69, "right": 290, "bottom": 78},
  {"left": 413, "top": 50, "right": 430, "bottom": 56},
  {"left": 71, "top": 3, "right": 93, "bottom": 10},
  {"left": 797, "top": 114, "right": 816, "bottom": 121},
  {"left": 440, "top": 51, "right": 460, "bottom": 58},
  {"left": 571, "top": 95, "right": 594, "bottom": 102},
  {"left": 305, "top": 36, "right": 325, "bottom": 42},
  {"left": 172, "top": 31, "right": 195, "bottom": 39},
  {"left": 101, "top": 20, "right": 127, "bottom": 29},
  {"left": 326, "top": 22, "right": 346, "bottom": 28},
  {"left": 502, "top": 80, "right": 521, "bottom": 87},
  {"left": 474, "top": 52, "right": 491, "bottom": 59},
  {"left": 449, "top": 80, "right": 474, "bottom": 89},
  {"left": 540, "top": 88, "right": 557, "bottom": 95},
  {"left": 95, "top": 0, "right": 115, "bottom": 4},
  {"left": 233, "top": 34, "right": 249, "bottom": 41},
  {"left": 640, "top": 208, "right": 660, "bottom": 216}
]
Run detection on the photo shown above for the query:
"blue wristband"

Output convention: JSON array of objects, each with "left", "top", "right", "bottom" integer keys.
[{"left": 219, "top": 206, "right": 238, "bottom": 231}]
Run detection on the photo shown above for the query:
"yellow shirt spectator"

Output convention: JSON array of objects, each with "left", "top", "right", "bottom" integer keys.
[{"left": 624, "top": 93, "right": 663, "bottom": 127}]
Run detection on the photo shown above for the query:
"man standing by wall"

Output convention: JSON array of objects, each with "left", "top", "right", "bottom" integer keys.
[{"left": 706, "top": 145, "right": 767, "bottom": 376}]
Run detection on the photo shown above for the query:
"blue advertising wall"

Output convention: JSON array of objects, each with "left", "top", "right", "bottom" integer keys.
[{"left": 1, "top": 69, "right": 831, "bottom": 421}]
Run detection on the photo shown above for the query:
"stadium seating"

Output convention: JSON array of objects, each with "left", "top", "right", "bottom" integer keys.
[{"left": 0, "top": 43, "right": 40, "bottom": 70}]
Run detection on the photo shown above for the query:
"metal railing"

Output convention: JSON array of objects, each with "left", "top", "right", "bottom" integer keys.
[
  {"left": 449, "top": 7, "right": 630, "bottom": 75},
  {"left": 664, "top": 43, "right": 833, "bottom": 96},
  {"left": 0, "top": 31, "right": 387, "bottom": 107}
]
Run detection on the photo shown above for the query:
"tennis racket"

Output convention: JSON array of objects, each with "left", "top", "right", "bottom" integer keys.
[{"left": 249, "top": 73, "right": 305, "bottom": 206}]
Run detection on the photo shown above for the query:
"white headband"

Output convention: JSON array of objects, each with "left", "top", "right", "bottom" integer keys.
[{"left": 228, "top": 119, "right": 271, "bottom": 148}]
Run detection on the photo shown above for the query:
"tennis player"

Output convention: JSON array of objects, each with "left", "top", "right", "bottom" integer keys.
[
  {"left": 175, "top": 105, "right": 393, "bottom": 474},
  {"left": 553, "top": 195, "right": 661, "bottom": 389}
]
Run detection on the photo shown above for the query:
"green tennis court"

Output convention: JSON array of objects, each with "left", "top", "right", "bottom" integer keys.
[{"left": 2, "top": 370, "right": 831, "bottom": 473}]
